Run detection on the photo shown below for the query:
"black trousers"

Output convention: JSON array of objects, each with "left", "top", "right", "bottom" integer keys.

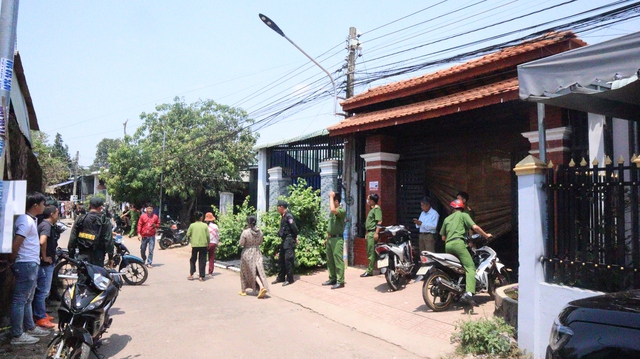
[
  {"left": 277, "top": 239, "right": 295, "bottom": 282},
  {"left": 190, "top": 247, "right": 207, "bottom": 278}
]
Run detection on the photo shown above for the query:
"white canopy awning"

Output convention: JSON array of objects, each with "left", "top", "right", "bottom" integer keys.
[{"left": 518, "top": 31, "right": 640, "bottom": 120}]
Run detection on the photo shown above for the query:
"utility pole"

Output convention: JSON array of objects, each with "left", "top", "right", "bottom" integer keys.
[
  {"left": 72, "top": 151, "right": 79, "bottom": 200},
  {"left": 0, "top": 0, "right": 20, "bottom": 190},
  {"left": 123, "top": 119, "right": 128, "bottom": 137},
  {"left": 343, "top": 26, "right": 360, "bottom": 265},
  {"left": 159, "top": 130, "right": 165, "bottom": 222},
  {"left": 346, "top": 27, "right": 358, "bottom": 98}
]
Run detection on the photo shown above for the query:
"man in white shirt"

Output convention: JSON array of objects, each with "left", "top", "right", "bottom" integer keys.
[
  {"left": 413, "top": 197, "right": 439, "bottom": 253},
  {"left": 9, "top": 192, "right": 51, "bottom": 345}
]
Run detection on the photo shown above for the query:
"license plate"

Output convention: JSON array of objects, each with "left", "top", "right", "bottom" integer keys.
[
  {"left": 416, "top": 265, "right": 432, "bottom": 276},
  {"left": 377, "top": 256, "right": 389, "bottom": 268}
]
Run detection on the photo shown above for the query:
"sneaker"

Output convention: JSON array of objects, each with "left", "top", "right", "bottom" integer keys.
[
  {"left": 35, "top": 318, "right": 56, "bottom": 329},
  {"left": 460, "top": 292, "right": 478, "bottom": 307},
  {"left": 27, "top": 326, "right": 51, "bottom": 337},
  {"left": 10, "top": 332, "right": 39, "bottom": 345}
]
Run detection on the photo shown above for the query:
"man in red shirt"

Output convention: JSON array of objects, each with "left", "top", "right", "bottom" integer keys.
[{"left": 137, "top": 204, "right": 160, "bottom": 268}]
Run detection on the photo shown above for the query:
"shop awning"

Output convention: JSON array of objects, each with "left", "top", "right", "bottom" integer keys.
[{"left": 518, "top": 31, "right": 640, "bottom": 120}]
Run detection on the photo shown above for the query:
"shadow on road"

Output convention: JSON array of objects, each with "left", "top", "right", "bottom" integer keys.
[
  {"left": 96, "top": 333, "right": 133, "bottom": 358},
  {"left": 108, "top": 307, "right": 126, "bottom": 317}
]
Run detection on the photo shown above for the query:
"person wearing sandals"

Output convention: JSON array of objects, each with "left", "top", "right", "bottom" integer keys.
[
  {"left": 186, "top": 211, "right": 209, "bottom": 282},
  {"left": 205, "top": 212, "right": 219, "bottom": 277},
  {"left": 238, "top": 215, "right": 269, "bottom": 298}
]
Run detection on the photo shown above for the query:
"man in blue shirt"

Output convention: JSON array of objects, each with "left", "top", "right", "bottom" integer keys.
[{"left": 413, "top": 197, "right": 439, "bottom": 282}]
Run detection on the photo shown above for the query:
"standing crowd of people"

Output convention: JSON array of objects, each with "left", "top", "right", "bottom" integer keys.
[{"left": 7, "top": 186, "right": 492, "bottom": 347}]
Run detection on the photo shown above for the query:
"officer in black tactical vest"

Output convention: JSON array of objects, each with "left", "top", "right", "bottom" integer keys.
[
  {"left": 272, "top": 200, "right": 298, "bottom": 286},
  {"left": 68, "top": 197, "right": 114, "bottom": 266}
]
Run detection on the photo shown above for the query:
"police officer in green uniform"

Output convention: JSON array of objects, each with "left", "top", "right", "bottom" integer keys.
[
  {"left": 272, "top": 200, "right": 299, "bottom": 286},
  {"left": 322, "top": 191, "right": 346, "bottom": 289},
  {"left": 440, "top": 199, "right": 492, "bottom": 306},
  {"left": 361, "top": 193, "right": 382, "bottom": 277}
]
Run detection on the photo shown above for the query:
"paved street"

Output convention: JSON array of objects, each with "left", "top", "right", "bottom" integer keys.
[{"left": 2, "top": 221, "right": 496, "bottom": 358}]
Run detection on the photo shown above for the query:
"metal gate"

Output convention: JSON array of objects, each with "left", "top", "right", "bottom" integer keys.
[{"left": 545, "top": 158, "right": 640, "bottom": 292}]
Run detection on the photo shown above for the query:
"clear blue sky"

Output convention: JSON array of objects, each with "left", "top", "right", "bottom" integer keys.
[{"left": 14, "top": 0, "right": 640, "bottom": 167}]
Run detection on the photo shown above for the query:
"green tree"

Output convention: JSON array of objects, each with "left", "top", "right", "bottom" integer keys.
[
  {"left": 91, "top": 138, "right": 122, "bottom": 171},
  {"left": 106, "top": 98, "right": 257, "bottom": 220},
  {"left": 51, "top": 132, "right": 72, "bottom": 171},
  {"left": 31, "top": 130, "right": 70, "bottom": 187}
]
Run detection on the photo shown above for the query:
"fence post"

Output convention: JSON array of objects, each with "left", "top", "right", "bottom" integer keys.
[
  {"left": 319, "top": 160, "right": 340, "bottom": 215},
  {"left": 513, "top": 155, "right": 548, "bottom": 358},
  {"left": 268, "top": 167, "right": 291, "bottom": 209}
]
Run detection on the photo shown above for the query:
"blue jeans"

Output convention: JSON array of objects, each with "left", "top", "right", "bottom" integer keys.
[
  {"left": 141, "top": 236, "right": 155, "bottom": 265},
  {"left": 33, "top": 263, "right": 54, "bottom": 320},
  {"left": 10, "top": 261, "right": 39, "bottom": 337}
]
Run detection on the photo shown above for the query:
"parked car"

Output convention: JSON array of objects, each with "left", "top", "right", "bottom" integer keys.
[{"left": 546, "top": 289, "right": 640, "bottom": 359}]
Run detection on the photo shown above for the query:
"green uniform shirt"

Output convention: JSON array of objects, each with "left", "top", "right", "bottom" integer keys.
[
  {"left": 130, "top": 210, "right": 141, "bottom": 223},
  {"left": 187, "top": 221, "right": 209, "bottom": 247},
  {"left": 439, "top": 211, "right": 475, "bottom": 242},
  {"left": 328, "top": 207, "right": 346, "bottom": 237},
  {"left": 365, "top": 205, "right": 382, "bottom": 231}
]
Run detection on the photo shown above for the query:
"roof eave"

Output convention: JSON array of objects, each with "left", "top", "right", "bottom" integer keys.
[
  {"left": 342, "top": 37, "right": 586, "bottom": 112},
  {"left": 330, "top": 88, "right": 520, "bottom": 136}
]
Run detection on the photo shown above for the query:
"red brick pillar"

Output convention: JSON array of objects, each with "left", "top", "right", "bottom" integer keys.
[
  {"left": 360, "top": 151, "right": 400, "bottom": 226},
  {"left": 521, "top": 127, "right": 572, "bottom": 166}
]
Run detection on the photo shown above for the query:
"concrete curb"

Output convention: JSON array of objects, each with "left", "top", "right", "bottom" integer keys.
[{"left": 214, "top": 262, "right": 240, "bottom": 273}]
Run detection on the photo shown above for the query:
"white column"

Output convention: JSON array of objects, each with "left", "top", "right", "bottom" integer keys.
[
  {"left": 257, "top": 149, "right": 268, "bottom": 213},
  {"left": 319, "top": 159, "right": 340, "bottom": 214},
  {"left": 588, "top": 113, "right": 605, "bottom": 164},
  {"left": 513, "top": 155, "right": 548, "bottom": 358}
]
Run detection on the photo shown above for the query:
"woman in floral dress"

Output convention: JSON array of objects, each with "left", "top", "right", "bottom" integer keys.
[{"left": 239, "top": 215, "right": 269, "bottom": 298}]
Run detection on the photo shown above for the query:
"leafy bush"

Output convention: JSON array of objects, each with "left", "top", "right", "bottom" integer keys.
[
  {"left": 213, "top": 179, "right": 328, "bottom": 271},
  {"left": 260, "top": 179, "right": 328, "bottom": 274},
  {"left": 452, "top": 317, "right": 519, "bottom": 357},
  {"left": 213, "top": 197, "right": 256, "bottom": 260}
]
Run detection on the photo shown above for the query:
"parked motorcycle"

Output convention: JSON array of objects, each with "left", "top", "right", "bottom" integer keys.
[
  {"left": 375, "top": 224, "right": 417, "bottom": 291},
  {"left": 111, "top": 234, "right": 148, "bottom": 285},
  {"left": 113, "top": 215, "right": 131, "bottom": 235},
  {"left": 157, "top": 216, "right": 188, "bottom": 249},
  {"left": 418, "top": 234, "right": 511, "bottom": 311},
  {"left": 45, "top": 254, "right": 124, "bottom": 359}
]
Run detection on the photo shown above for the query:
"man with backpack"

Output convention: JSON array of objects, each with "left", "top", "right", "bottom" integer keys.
[{"left": 68, "top": 197, "right": 114, "bottom": 266}]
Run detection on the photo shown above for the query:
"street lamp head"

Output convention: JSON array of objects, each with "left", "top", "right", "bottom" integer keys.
[{"left": 259, "top": 13, "right": 285, "bottom": 37}]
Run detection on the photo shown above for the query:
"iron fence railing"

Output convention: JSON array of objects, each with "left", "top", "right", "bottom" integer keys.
[{"left": 545, "top": 156, "right": 640, "bottom": 292}]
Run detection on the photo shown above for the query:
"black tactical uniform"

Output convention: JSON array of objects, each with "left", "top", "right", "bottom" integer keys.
[
  {"left": 275, "top": 203, "right": 298, "bottom": 284},
  {"left": 68, "top": 211, "right": 114, "bottom": 266}
]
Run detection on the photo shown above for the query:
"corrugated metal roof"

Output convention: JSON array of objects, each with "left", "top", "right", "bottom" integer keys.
[{"left": 254, "top": 128, "right": 329, "bottom": 150}]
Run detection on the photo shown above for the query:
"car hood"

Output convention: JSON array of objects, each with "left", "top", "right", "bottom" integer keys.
[{"left": 562, "top": 290, "right": 640, "bottom": 329}]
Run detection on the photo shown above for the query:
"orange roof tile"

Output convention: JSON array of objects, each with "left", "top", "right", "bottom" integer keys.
[
  {"left": 329, "top": 78, "right": 519, "bottom": 136},
  {"left": 341, "top": 32, "right": 585, "bottom": 111}
]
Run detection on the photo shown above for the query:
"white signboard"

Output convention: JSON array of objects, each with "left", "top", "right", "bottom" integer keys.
[
  {"left": 0, "top": 180, "right": 26, "bottom": 253},
  {"left": 70, "top": 195, "right": 78, "bottom": 202},
  {"left": 368, "top": 181, "right": 379, "bottom": 191}
]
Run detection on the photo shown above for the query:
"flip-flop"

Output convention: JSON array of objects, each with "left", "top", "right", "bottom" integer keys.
[
  {"left": 238, "top": 291, "right": 247, "bottom": 296},
  {"left": 199, "top": 277, "right": 204, "bottom": 282},
  {"left": 187, "top": 276, "right": 194, "bottom": 280},
  {"left": 257, "top": 288, "right": 267, "bottom": 299}
]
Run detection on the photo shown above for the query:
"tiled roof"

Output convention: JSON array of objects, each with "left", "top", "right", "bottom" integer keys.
[
  {"left": 329, "top": 78, "right": 519, "bottom": 135},
  {"left": 341, "top": 32, "right": 586, "bottom": 111}
]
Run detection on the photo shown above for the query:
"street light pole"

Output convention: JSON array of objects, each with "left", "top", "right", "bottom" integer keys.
[{"left": 259, "top": 13, "right": 344, "bottom": 117}]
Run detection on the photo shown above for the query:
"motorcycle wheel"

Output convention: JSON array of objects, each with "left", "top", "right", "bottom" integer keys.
[
  {"left": 423, "top": 270, "right": 454, "bottom": 312},
  {"left": 158, "top": 236, "right": 169, "bottom": 250},
  {"left": 180, "top": 236, "right": 190, "bottom": 246},
  {"left": 46, "top": 336, "right": 91, "bottom": 359},
  {"left": 53, "top": 260, "right": 78, "bottom": 297},
  {"left": 122, "top": 261, "right": 149, "bottom": 285},
  {"left": 384, "top": 255, "right": 404, "bottom": 291},
  {"left": 488, "top": 267, "right": 512, "bottom": 299}
]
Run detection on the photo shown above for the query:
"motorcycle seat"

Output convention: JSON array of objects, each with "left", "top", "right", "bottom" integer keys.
[{"left": 423, "top": 251, "right": 461, "bottom": 264}]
